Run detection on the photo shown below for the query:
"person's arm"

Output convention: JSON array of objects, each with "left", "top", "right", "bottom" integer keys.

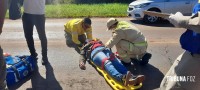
[
  {"left": 0, "top": 0, "right": 7, "bottom": 34},
  {"left": 79, "top": 45, "right": 90, "bottom": 70},
  {"left": 71, "top": 25, "right": 82, "bottom": 46},
  {"left": 105, "top": 30, "right": 124, "bottom": 48},
  {"left": 86, "top": 27, "right": 93, "bottom": 41},
  {"left": 79, "top": 54, "right": 86, "bottom": 70},
  {"left": 169, "top": 12, "right": 200, "bottom": 34},
  {"left": 168, "top": 12, "right": 191, "bottom": 29}
]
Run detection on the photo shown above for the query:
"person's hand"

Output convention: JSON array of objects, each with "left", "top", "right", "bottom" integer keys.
[
  {"left": 79, "top": 61, "right": 86, "bottom": 70},
  {"left": 168, "top": 12, "right": 183, "bottom": 27},
  {"left": 77, "top": 43, "right": 84, "bottom": 50},
  {"left": 85, "top": 39, "right": 92, "bottom": 43}
]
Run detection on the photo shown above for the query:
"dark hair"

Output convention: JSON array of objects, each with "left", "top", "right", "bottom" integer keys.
[{"left": 83, "top": 17, "right": 91, "bottom": 25}]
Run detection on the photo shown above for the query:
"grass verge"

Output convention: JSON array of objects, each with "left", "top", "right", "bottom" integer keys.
[{"left": 6, "top": 3, "right": 128, "bottom": 18}]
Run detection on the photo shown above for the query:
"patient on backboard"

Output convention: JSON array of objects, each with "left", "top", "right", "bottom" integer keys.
[{"left": 78, "top": 40, "right": 145, "bottom": 86}]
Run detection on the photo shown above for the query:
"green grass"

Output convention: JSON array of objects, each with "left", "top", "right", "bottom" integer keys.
[{"left": 6, "top": 3, "right": 128, "bottom": 18}]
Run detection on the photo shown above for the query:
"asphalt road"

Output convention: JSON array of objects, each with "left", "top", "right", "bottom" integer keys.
[{"left": 1, "top": 18, "right": 185, "bottom": 90}]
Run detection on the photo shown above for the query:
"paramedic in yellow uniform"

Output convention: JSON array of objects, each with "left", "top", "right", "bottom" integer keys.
[
  {"left": 64, "top": 18, "right": 93, "bottom": 53},
  {"left": 105, "top": 18, "right": 152, "bottom": 66}
]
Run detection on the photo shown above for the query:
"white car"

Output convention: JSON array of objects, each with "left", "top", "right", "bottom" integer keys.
[{"left": 127, "top": 0, "right": 197, "bottom": 23}]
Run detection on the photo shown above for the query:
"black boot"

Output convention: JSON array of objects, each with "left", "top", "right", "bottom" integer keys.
[
  {"left": 121, "top": 61, "right": 131, "bottom": 67},
  {"left": 140, "top": 53, "right": 152, "bottom": 65}
]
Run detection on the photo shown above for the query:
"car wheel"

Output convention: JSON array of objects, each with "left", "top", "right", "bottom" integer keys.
[
  {"left": 144, "top": 15, "right": 158, "bottom": 23},
  {"left": 143, "top": 9, "right": 160, "bottom": 23}
]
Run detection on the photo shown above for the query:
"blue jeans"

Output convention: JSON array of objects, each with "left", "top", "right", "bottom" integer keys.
[{"left": 91, "top": 47, "right": 128, "bottom": 82}]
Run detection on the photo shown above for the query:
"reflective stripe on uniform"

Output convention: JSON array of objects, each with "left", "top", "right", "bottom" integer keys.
[
  {"left": 71, "top": 31, "right": 78, "bottom": 35},
  {"left": 134, "top": 41, "right": 147, "bottom": 46},
  {"left": 129, "top": 43, "right": 134, "bottom": 52},
  {"left": 129, "top": 41, "right": 147, "bottom": 51}
]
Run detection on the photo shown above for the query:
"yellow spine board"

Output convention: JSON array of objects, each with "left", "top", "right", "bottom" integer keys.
[{"left": 91, "top": 62, "right": 142, "bottom": 90}]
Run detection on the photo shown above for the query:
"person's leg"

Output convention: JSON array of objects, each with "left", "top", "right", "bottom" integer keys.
[
  {"left": 72, "top": 34, "right": 86, "bottom": 54},
  {"left": 78, "top": 34, "right": 86, "bottom": 44},
  {"left": 91, "top": 47, "right": 145, "bottom": 85},
  {"left": 34, "top": 14, "right": 48, "bottom": 64},
  {"left": 0, "top": 47, "right": 7, "bottom": 90},
  {"left": 64, "top": 31, "right": 75, "bottom": 47},
  {"left": 116, "top": 41, "right": 131, "bottom": 65},
  {"left": 91, "top": 47, "right": 125, "bottom": 82},
  {"left": 103, "top": 49, "right": 128, "bottom": 74},
  {"left": 131, "top": 43, "right": 151, "bottom": 64},
  {"left": 104, "top": 61, "right": 125, "bottom": 82},
  {"left": 22, "top": 13, "right": 37, "bottom": 57},
  {"left": 64, "top": 31, "right": 82, "bottom": 53}
]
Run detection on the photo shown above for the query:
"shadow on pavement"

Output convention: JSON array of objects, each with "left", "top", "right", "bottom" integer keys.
[
  {"left": 8, "top": 61, "right": 62, "bottom": 90},
  {"left": 126, "top": 60, "right": 164, "bottom": 90},
  {"left": 44, "top": 62, "right": 62, "bottom": 90},
  {"left": 130, "top": 19, "right": 174, "bottom": 27}
]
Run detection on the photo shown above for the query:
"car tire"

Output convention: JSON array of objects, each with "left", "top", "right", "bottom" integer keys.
[{"left": 143, "top": 10, "right": 161, "bottom": 23}]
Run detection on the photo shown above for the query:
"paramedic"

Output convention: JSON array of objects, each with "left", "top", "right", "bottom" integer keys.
[
  {"left": 105, "top": 18, "right": 152, "bottom": 66},
  {"left": 64, "top": 18, "right": 93, "bottom": 53}
]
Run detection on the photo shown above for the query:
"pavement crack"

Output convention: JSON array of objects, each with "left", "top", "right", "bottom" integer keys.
[{"left": 164, "top": 45, "right": 173, "bottom": 65}]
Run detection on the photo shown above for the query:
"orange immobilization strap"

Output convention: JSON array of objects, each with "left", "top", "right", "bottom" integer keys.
[
  {"left": 101, "top": 58, "right": 109, "bottom": 69},
  {"left": 101, "top": 53, "right": 115, "bottom": 69},
  {"left": 109, "top": 53, "right": 115, "bottom": 60}
]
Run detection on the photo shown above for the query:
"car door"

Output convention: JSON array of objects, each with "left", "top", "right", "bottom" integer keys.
[{"left": 164, "top": 0, "right": 193, "bottom": 15}]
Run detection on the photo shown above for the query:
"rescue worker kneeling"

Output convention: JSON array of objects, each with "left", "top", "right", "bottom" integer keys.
[
  {"left": 79, "top": 40, "right": 145, "bottom": 86},
  {"left": 64, "top": 17, "right": 93, "bottom": 53},
  {"left": 105, "top": 18, "right": 152, "bottom": 66}
]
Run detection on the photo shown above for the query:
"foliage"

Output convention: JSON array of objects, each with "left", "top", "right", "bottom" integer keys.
[
  {"left": 46, "top": 0, "right": 134, "bottom": 4},
  {"left": 45, "top": 3, "right": 128, "bottom": 18}
]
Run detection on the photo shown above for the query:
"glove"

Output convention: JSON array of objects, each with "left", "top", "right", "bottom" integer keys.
[{"left": 168, "top": 12, "right": 183, "bottom": 27}]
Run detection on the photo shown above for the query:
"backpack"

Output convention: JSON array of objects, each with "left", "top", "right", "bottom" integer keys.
[
  {"left": 180, "top": 30, "right": 200, "bottom": 54},
  {"left": 5, "top": 55, "right": 36, "bottom": 86},
  {"left": 179, "top": 3, "right": 200, "bottom": 54}
]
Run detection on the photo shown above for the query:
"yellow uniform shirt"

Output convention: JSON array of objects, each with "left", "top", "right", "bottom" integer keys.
[{"left": 64, "top": 19, "right": 93, "bottom": 45}]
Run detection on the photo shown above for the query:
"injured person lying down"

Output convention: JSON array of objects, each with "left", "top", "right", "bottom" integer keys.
[{"left": 78, "top": 39, "right": 145, "bottom": 86}]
